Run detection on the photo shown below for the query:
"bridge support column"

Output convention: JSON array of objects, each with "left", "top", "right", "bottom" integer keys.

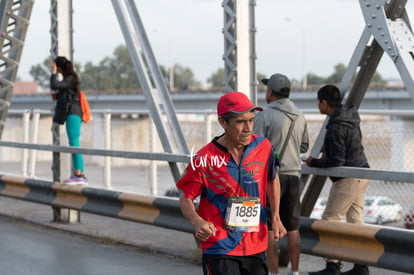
[{"left": 50, "top": 0, "right": 80, "bottom": 223}]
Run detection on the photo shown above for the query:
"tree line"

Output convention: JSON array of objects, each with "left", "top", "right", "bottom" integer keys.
[{"left": 28, "top": 45, "right": 386, "bottom": 91}]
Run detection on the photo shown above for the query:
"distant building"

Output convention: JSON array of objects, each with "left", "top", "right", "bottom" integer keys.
[
  {"left": 12, "top": 81, "right": 38, "bottom": 95},
  {"left": 386, "top": 78, "right": 404, "bottom": 89}
]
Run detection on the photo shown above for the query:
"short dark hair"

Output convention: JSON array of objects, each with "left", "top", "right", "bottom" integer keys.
[
  {"left": 271, "top": 87, "right": 290, "bottom": 98},
  {"left": 317, "top": 84, "right": 342, "bottom": 108},
  {"left": 220, "top": 111, "right": 239, "bottom": 123},
  {"left": 220, "top": 110, "right": 255, "bottom": 123}
]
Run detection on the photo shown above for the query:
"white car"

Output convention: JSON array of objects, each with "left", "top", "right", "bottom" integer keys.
[
  {"left": 310, "top": 197, "right": 328, "bottom": 219},
  {"left": 364, "top": 196, "right": 403, "bottom": 225}
]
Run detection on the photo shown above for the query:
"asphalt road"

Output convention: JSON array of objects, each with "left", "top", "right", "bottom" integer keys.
[
  {"left": 0, "top": 216, "right": 200, "bottom": 275},
  {"left": 1, "top": 198, "right": 412, "bottom": 275}
]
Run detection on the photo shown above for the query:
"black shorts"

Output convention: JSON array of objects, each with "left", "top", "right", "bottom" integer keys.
[
  {"left": 202, "top": 252, "right": 268, "bottom": 275},
  {"left": 267, "top": 174, "right": 300, "bottom": 231}
]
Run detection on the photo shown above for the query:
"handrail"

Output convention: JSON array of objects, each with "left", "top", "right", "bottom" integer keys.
[
  {"left": 0, "top": 140, "right": 190, "bottom": 163},
  {"left": 6, "top": 108, "right": 414, "bottom": 116},
  {"left": 2, "top": 140, "right": 413, "bottom": 186},
  {"left": 9, "top": 91, "right": 414, "bottom": 112},
  {"left": 302, "top": 166, "right": 414, "bottom": 183}
]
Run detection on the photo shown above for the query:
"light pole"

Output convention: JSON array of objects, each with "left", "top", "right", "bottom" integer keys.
[{"left": 285, "top": 17, "right": 307, "bottom": 89}]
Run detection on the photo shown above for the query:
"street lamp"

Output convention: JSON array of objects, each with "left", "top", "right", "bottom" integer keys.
[{"left": 285, "top": 17, "right": 307, "bottom": 89}]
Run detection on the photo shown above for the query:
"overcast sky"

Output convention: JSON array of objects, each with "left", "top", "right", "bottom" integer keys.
[{"left": 19, "top": 0, "right": 414, "bottom": 86}]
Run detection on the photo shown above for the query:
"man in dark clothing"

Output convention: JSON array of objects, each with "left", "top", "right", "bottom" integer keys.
[{"left": 304, "top": 84, "right": 370, "bottom": 275}]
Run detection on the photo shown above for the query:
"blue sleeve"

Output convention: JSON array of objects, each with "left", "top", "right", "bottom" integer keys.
[{"left": 267, "top": 146, "right": 280, "bottom": 180}]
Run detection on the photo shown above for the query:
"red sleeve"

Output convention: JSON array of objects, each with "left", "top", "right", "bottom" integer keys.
[{"left": 176, "top": 165, "right": 204, "bottom": 201}]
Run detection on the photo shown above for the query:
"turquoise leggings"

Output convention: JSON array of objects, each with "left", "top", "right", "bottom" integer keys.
[{"left": 66, "top": 114, "right": 83, "bottom": 172}]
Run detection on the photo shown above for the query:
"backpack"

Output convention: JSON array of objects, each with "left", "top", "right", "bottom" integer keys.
[{"left": 79, "top": 91, "right": 91, "bottom": 123}]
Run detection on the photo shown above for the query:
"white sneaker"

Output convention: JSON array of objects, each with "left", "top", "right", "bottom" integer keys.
[{"left": 63, "top": 174, "right": 88, "bottom": 185}]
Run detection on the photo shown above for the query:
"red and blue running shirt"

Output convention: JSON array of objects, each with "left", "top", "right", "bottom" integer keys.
[{"left": 176, "top": 134, "right": 278, "bottom": 256}]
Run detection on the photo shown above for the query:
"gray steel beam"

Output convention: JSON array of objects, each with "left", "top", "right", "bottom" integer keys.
[
  {"left": 8, "top": 90, "right": 414, "bottom": 113},
  {"left": 301, "top": 0, "right": 414, "bottom": 217},
  {"left": 222, "top": 0, "right": 237, "bottom": 92},
  {"left": 50, "top": 0, "right": 79, "bottom": 223},
  {"left": 50, "top": 0, "right": 60, "bottom": 183},
  {"left": 0, "top": 0, "right": 33, "bottom": 137},
  {"left": 111, "top": 0, "right": 188, "bottom": 182},
  {"left": 249, "top": 0, "right": 257, "bottom": 104}
]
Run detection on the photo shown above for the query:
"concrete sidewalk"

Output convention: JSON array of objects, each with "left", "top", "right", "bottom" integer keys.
[
  {"left": 0, "top": 196, "right": 199, "bottom": 262},
  {"left": 0, "top": 195, "right": 410, "bottom": 275}
]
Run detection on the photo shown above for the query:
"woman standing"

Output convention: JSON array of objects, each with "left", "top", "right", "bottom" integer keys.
[{"left": 50, "top": 56, "right": 87, "bottom": 185}]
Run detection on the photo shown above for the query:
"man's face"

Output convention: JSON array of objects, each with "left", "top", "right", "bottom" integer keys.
[
  {"left": 317, "top": 99, "right": 327, "bottom": 115},
  {"left": 220, "top": 111, "right": 255, "bottom": 148},
  {"left": 265, "top": 87, "right": 272, "bottom": 103}
]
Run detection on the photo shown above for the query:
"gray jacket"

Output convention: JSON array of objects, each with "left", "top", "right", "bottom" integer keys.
[{"left": 254, "top": 98, "right": 309, "bottom": 177}]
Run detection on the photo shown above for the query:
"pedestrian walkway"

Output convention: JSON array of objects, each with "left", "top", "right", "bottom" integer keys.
[
  {"left": 0, "top": 215, "right": 200, "bottom": 274},
  {"left": 0, "top": 165, "right": 411, "bottom": 274}
]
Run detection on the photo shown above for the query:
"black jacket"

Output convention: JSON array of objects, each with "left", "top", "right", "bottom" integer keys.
[
  {"left": 311, "top": 105, "right": 369, "bottom": 181},
  {"left": 50, "top": 74, "right": 82, "bottom": 118}
]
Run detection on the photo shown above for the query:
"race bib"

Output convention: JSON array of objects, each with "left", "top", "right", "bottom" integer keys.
[{"left": 225, "top": 196, "right": 261, "bottom": 232}]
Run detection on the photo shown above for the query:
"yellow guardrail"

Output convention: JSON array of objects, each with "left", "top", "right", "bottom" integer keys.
[
  {"left": 0, "top": 174, "right": 193, "bottom": 233},
  {"left": 1, "top": 174, "right": 413, "bottom": 273},
  {"left": 299, "top": 218, "right": 414, "bottom": 273}
]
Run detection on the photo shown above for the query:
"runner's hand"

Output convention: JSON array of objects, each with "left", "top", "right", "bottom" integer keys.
[{"left": 194, "top": 220, "right": 216, "bottom": 242}]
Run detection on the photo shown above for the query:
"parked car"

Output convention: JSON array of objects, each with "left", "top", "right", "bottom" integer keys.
[
  {"left": 404, "top": 206, "right": 414, "bottom": 229},
  {"left": 364, "top": 196, "right": 403, "bottom": 225},
  {"left": 310, "top": 197, "right": 328, "bottom": 219}
]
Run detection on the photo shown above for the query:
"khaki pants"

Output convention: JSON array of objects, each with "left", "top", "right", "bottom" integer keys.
[{"left": 322, "top": 178, "right": 371, "bottom": 224}]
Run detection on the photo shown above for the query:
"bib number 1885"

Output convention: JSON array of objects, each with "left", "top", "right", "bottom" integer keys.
[
  {"left": 234, "top": 204, "right": 259, "bottom": 218},
  {"left": 225, "top": 197, "right": 261, "bottom": 232}
]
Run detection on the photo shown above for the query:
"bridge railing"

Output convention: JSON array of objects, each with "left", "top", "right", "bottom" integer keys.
[
  {"left": 2, "top": 108, "right": 414, "bottom": 212},
  {"left": 1, "top": 108, "right": 414, "bottom": 272}
]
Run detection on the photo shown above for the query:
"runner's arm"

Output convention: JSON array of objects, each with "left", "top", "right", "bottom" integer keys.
[{"left": 179, "top": 193, "right": 216, "bottom": 241}]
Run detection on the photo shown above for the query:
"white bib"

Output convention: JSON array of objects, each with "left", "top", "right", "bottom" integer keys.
[{"left": 225, "top": 196, "right": 261, "bottom": 232}]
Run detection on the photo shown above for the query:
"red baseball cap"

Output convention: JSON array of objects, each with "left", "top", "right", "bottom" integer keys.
[{"left": 217, "top": 91, "right": 263, "bottom": 116}]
